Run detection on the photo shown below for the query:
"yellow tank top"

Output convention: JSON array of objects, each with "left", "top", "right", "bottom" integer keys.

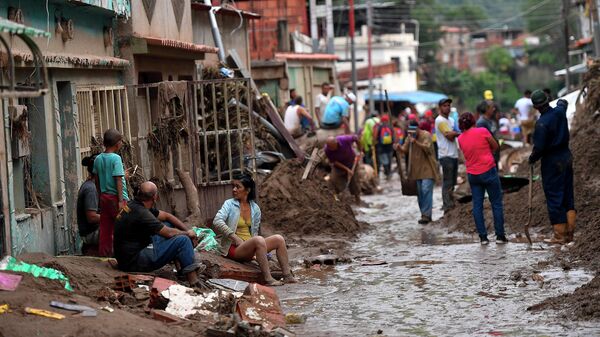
[{"left": 236, "top": 216, "right": 252, "bottom": 241}]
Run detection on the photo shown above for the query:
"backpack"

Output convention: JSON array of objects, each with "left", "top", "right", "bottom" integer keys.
[{"left": 378, "top": 124, "right": 394, "bottom": 145}]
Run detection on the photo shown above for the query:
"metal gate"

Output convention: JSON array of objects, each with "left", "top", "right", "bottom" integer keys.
[
  {"left": 129, "top": 79, "right": 256, "bottom": 220},
  {"left": 191, "top": 78, "right": 256, "bottom": 185}
]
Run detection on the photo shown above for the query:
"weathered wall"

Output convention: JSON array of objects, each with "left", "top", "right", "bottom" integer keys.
[
  {"left": 1, "top": 0, "right": 118, "bottom": 58},
  {"left": 191, "top": 10, "right": 251, "bottom": 70},
  {"left": 130, "top": 0, "right": 193, "bottom": 42}
]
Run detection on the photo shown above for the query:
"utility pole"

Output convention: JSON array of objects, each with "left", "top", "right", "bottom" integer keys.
[
  {"left": 367, "top": 0, "right": 375, "bottom": 115},
  {"left": 563, "top": 0, "right": 571, "bottom": 91},
  {"left": 349, "top": 0, "right": 358, "bottom": 132}
]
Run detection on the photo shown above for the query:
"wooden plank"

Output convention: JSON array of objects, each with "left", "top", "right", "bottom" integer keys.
[
  {"left": 302, "top": 147, "right": 319, "bottom": 180},
  {"left": 258, "top": 95, "right": 305, "bottom": 160},
  {"left": 122, "top": 89, "right": 132, "bottom": 143}
]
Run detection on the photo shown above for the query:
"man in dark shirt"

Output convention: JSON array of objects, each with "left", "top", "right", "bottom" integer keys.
[
  {"left": 77, "top": 155, "right": 100, "bottom": 247},
  {"left": 114, "top": 181, "right": 204, "bottom": 286},
  {"left": 528, "top": 90, "right": 575, "bottom": 244}
]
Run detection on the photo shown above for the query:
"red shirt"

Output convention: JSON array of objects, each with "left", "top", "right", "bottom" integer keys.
[{"left": 457, "top": 127, "right": 496, "bottom": 175}]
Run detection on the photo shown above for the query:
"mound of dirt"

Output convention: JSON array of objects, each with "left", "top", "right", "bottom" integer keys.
[
  {"left": 526, "top": 60, "right": 600, "bottom": 320},
  {"left": 259, "top": 160, "right": 367, "bottom": 242}
]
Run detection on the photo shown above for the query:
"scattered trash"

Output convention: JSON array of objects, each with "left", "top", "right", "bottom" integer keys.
[
  {"left": 192, "top": 227, "right": 220, "bottom": 252},
  {"left": 361, "top": 259, "right": 387, "bottom": 266},
  {"left": 209, "top": 278, "right": 249, "bottom": 292},
  {"left": 138, "top": 284, "right": 150, "bottom": 291},
  {"left": 161, "top": 284, "right": 229, "bottom": 319},
  {"left": 96, "top": 286, "right": 124, "bottom": 303},
  {"left": 0, "top": 256, "right": 73, "bottom": 291},
  {"left": 305, "top": 254, "right": 339, "bottom": 266},
  {"left": 284, "top": 312, "right": 306, "bottom": 324},
  {"left": 151, "top": 277, "right": 178, "bottom": 293},
  {"left": 25, "top": 307, "right": 66, "bottom": 320},
  {"left": 236, "top": 283, "right": 286, "bottom": 331},
  {"left": 0, "top": 304, "right": 9, "bottom": 314},
  {"left": 113, "top": 274, "right": 152, "bottom": 292},
  {"left": 50, "top": 301, "right": 97, "bottom": 316},
  {"left": 151, "top": 309, "right": 183, "bottom": 323},
  {"left": 132, "top": 288, "right": 150, "bottom": 301},
  {"left": 100, "top": 306, "right": 114, "bottom": 313},
  {"left": 0, "top": 271, "right": 23, "bottom": 291}
]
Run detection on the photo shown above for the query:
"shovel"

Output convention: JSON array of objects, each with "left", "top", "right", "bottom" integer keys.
[
  {"left": 334, "top": 155, "right": 360, "bottom": 202},
  {"left": 524, "top": 164, "right": 534, "bottom": 245}
]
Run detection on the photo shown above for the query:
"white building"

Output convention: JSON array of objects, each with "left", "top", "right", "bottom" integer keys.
[{"left": 333, "top": 25, "right": 418, "bottom": 93}]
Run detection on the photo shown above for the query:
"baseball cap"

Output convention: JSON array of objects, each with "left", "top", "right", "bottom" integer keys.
[
  {"left": 484, "top": 90, "right": 494, "bottom": 100},
  {"left": 345, "top": 92, "right": 357, "bottom": 103},
  {"left": 380, "top": 114, "right": 390, "bottom": 122},
  {"left": 438, "top": 98, "right": 452, "bottom": 106}
]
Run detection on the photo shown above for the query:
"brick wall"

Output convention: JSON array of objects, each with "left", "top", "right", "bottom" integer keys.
[{"left": 236, "top": 0, "right": 308, "bottom": 60}]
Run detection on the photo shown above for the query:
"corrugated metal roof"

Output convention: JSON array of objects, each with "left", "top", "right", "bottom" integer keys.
[{"left": 0, "top": 17, "right": 50, "bottom": 38}]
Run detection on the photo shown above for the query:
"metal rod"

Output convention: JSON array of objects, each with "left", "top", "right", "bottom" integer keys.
[
  {"left": 367, "top": 0, "right": 375, "bottom": 114},
  {"left": 235, "top": 81, "right": 244, "bottom": 173},
  {"left": 349, "top": 0, "right": 358, "bottom": 132},
  {"left": 199, "top": 83, "right": 209, "bottom": 184},
  {"left": 247, "top": 79, "right": 257, "bottom": 177},
  {"left": 223, "top": 82, "right": 233, "bottom": 181},
  {"left": 204, "top": 0, "right": 226, "bottom": 62},
  {"left": 211, "top": 83, "right": 221, "bottom": 181}
]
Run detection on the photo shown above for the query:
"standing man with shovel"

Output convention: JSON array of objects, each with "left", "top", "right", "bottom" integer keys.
[
  {"left": 325, "top": 135, "right": 363, "bottom": 204},
  {"left": 528, "top": 90, "right": 575, "bottom": 244}
]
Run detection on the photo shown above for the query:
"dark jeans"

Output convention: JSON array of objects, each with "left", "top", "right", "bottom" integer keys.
[
  {"left": 467, "top": 166, "right": 505, "bottom": 238},
  {"left": 541, "top": 152, "right": 575, "bottom": 224},
  {"left": 417, "top": 179, "right": 435, "bottom": 218},
  {"left": 131, "top": 222, "right": 197, "bottom": 274},
  {"left": 376, "top": 144, "right": 394, "bottom": 177},
  {"left": 321, "top": 121, "right": 342, "bottom": 130},
  {"left": 439, "top": 157, "right": 458, "bottom": 210}
]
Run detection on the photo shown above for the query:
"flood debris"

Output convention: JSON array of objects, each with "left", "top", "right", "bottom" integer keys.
[
  {"left": 0, "top": 272, "right": 22, "bottom": 291},
  {"left": 49, "top": 301, "right": 97, "bottom": 316},
  {"left": 305, "top": 254, "right": 339, "bottom": 266},
  {"left": 284, "top": 312, "right": 306, "bottom": 325},
  {"left": 25, "top": 307, "right": 65, "bottom": 320},
  {"left": 236, "top": 283, "right": 286, "bottom": 331}
]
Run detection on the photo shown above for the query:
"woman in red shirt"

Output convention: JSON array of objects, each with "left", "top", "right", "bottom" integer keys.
[{"left": 457, "top": 112, "right": 507, "bottom": 245}]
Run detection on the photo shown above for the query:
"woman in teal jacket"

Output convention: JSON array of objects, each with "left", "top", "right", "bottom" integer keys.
[{"left": 213, "top": 175, "right": 297, "bottom": 286}]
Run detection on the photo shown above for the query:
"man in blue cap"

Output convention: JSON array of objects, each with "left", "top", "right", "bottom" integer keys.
[{"left": 528, "top": 90, "right": 575, "bottom": 244}]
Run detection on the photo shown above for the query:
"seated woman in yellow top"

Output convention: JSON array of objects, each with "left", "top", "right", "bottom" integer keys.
[{"left": 212, "top": 175, "right": 297, "bottom": 286}]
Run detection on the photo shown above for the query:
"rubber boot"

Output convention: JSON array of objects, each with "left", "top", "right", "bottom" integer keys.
[
  {"left": 565, "top": 210, "right": 576, "bottom": 243},
  {"left": 544, "top": 223, "right": 567, "bottom": 245}
]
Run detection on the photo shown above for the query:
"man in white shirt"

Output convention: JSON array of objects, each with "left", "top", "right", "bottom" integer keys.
[
  {"left": 513, "top": 89, "right": 534, "bottom": 144},
  {"left": 284, "top": 96, "right": 315, "bottom": 138},
  {"left": 435, "top": 98, "right": 460, "bottom": 212},
  {"left": 314, "top": 82, "right": 332, "bottom": 125}
]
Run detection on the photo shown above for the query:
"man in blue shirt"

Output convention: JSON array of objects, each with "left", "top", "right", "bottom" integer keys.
[
  {"left": 321, "top": 93, "right": 356, "bottom": 133},
  {"left": 528, "top": 90, "right": 575, "bottom": 244}
]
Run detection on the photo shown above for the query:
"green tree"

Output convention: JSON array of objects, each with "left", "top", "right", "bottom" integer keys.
[
  {"left": 444, "top": 4, "right": 488, "bottom": 31},
  {"left": 484, "top": 46, "right": 514, "bottom": 74}
]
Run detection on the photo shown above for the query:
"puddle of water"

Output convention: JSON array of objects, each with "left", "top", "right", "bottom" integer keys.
[{"left": 278, "top": 179, "right": 600, "bottom": 337}]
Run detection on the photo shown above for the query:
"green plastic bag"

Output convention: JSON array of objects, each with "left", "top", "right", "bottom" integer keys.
[
  {"left": 0, "top": 256, "right": 73, "bottom": 291},
  {"left": 192, "top": 227, "right": 220, "bottom": 252}
]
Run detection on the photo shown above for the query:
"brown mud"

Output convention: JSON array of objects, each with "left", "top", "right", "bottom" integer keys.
[{"left": 0, "top": 253, "right": 205, "bottom": 337}]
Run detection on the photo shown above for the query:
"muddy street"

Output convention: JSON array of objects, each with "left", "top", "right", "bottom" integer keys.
[{"left": 278, "top": 180, "right": 600, "bottom": 336}]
